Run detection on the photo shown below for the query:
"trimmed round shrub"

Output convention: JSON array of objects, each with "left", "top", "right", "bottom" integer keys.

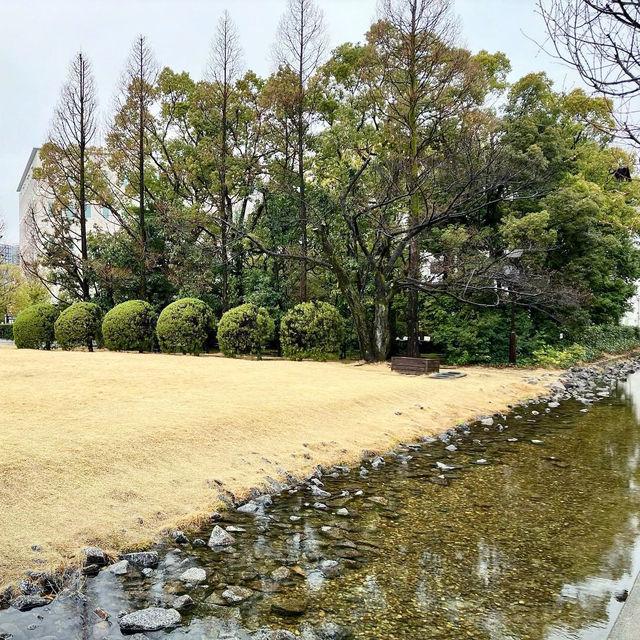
[
  {"left": 102, "top": 300, "right": 157, "bottom": 352},
  {"left": 156, "top": 298, "right": 217, "bottom": 355},
  {"left": 13, "top": 303, "right": 59, "bottom": 350},
  {"left": 280, "top": 301, "right": 345, "bottom": 361},
  {"left": 54, "top": 302, "right": 103, "bottom": 351},
  {"left": 217, "top": 303, "right": 275, "bottom": 358}
]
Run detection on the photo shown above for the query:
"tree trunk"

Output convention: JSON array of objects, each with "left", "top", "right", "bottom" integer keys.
[{"left": 138, "top": 43, "right": 147, "bottom": 301}]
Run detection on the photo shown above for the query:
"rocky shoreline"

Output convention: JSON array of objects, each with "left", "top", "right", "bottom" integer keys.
[{"left": 1, "top": 357, "right": 638, "bottom": 639}]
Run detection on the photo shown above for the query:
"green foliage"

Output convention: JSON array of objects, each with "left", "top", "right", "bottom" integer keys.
[
  {"left": 102, "top": 300, "right": 157, "bottom": 352},
  {"left": 532, "top": 344, "right": 588, "bottom": 368},
  {"left": 156, "top": 298, "right": 217, "bottom": 355},
  {"left": 54, "top": 302, "right": 102, "bottom": 350},
  {"left": 423, "top": 298, "right": 550, "bottom": 365},
  {"left": 0, "top": 323, "right": 13, "bottom": 340},
  {"left": 280, "top": 301, "right": 345, "bottom": 360},
  {"left": 13, "top": 303, "right": 59, "bottom": 350},
  {"left": 578, "top": 325, "right": 640, "bottom": 359},
  {"left": 217, "top": 303, "right": 275, "bottom": 358}
]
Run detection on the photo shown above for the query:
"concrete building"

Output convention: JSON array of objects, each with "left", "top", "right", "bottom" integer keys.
[{"left": 17, "top": 147, "right": 118, "bottom": 269}]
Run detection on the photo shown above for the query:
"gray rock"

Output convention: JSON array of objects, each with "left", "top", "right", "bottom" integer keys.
[
  {"left": 83, "top": 547, "right": 108, "bottom": 566},
  {"left": 221, "top": 585, "right": 254, "bottom": 603},
  {"left": 301, "top": 621, "right": 353, "bottom": 640},
  {"left": 252, "top": 629, "right": 297, "bottom": 640},
  {"left": 17, "top": 580, "right": 42, "bottom": 595},
  {"left": 311, "top": 485, "right": 331, "bottom": 499},
  {"left": 480, "top": 417, "right": 494, "bottom": 426},
  {"left": 270, "top": 566, "right": 291, "bottom": 581},
  {"left": 121, "top": 551, "right": 159, "bottom": 568},
  {"left": 9, "top": 595, "right": 49, "bottom": 611},
  {"left": 106, "top": 560, "right": 129, "bottom": 575},
  {"left": 370, "top": 456, "right": 385, "bottom": 469},
  {"left": 118, "top": 607, "right": 180, "bottom": 632},
  {"left": 173, "top": 594, "right": 194, "bottom": 610},
  {"left": 179, "top": 567, "right": 207, "bottom": 584},
  {"left": 208, "top": 525, "right": 235, "bottom": 548},
  {"left": 142, "top": 567, "right": 155, "bottom": 577},
  {"left": 336, "top": 508, "right": 349, "bottom": 517},
  {"left": 171, "top": 530, "right": 188, "bottom": 544}
]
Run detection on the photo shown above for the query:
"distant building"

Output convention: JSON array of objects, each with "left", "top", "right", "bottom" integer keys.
[
  {"left": 17, "top": 147, "right": 118, "bottom": 271},
  {"left": 0, "top": 243, "right": 19, "bottom": 266}
]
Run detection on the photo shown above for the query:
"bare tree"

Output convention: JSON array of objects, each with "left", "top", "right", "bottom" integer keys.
[
  {"left": 376, "top": 0, "right": 463, "bottom": 357},
  {"left": 208, "top": 11, "right": 243, "bottom": 310},
  {"left": 538, "top": 0, "right": 640, "bottom": 143},
  {"left": 106, "top": 35, "right": 158, "bottom": 300},
  {"left": 29, "top": 52, "right": 98, "bottom": 301},
  {"left": 273, "top": 0, "right": 327, "bottom": 301}
]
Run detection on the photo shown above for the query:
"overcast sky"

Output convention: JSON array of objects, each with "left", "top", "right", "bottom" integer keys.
[{"left": 0, "top": 0, "right": 582, "bottom": 243}]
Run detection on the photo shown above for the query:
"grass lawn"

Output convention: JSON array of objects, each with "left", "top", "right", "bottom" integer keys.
[{"left": 0, "top": 346, "right": 556, "bottom": 585}]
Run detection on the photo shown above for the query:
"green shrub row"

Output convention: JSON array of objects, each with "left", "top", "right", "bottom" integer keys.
[
  {"left": 13, "top": 299, "right": 347, "bottom": 360},
  {"left": 0, "top": 323, "right": 13, "bottom": 340},
  {"left": 533, "top": 325, "right": 640, "bottom": 368}
]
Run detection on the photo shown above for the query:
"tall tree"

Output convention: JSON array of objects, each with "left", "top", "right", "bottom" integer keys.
[
  {"left": 538, "top": 0, "right": 639, "bottom": 144},
  {"left": 374, "top": 0, "right": 466, "bottom": 356},
  {"left": 273, "top": 0, "right": 327, "bottom": 302},
  {"left": 208, "top": 11, "right": 243, "bottom": 310},
  {"left": 105, "top": 35, "right": 158, "bottom": 300},
  {"left": 29, "top": 52, "right": 98, "bottom": 301}
]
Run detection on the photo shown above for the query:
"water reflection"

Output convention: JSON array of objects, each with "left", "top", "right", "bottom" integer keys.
[{"left": 2, "top": 373, "right": 640, "bottom": 639}]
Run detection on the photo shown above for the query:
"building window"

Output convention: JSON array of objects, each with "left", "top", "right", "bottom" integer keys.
[
  {"left": 85, "top": 204, "right": 92, "bottom": 219},
  {"left": 102, "top": 206, "right": 110, "bottom": 220}
]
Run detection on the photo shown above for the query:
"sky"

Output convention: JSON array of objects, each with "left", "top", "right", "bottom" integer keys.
[{"left": 0, "top": 0, "right": 583, "bottom": 244}]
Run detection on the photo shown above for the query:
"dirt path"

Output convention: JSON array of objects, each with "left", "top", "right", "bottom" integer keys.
[{"left": 0, "top": 346, "right": 557, "bottom": 585}]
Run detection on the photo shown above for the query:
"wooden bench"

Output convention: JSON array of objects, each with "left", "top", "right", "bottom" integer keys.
[{"left": 391, "top": 356, "right": 440, "bottom": 376}]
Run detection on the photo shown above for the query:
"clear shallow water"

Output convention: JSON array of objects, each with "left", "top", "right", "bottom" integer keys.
[{"left": 3, "top": 373, "right": 640, "bottom": 639}]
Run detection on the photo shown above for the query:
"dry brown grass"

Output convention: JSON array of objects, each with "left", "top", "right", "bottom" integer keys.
[{"left": 0, "top": 346, "right": 557, "bottom": 585}]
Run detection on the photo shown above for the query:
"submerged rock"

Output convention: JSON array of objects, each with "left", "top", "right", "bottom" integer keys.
[
  {"left": 222, "top": 585, "right": 254, "bottom": 603},
  {"left": 271, "top": 597, "right": 308, "bottom": 616},
  {"left": 118, "top": 607, "right": 180, "bottom": 632},
  {"left": 252, "top": 628, "right": 297, "bottom": 640},
  {"left": 179, "top": 567, "right": 206, "bottom": 584}
]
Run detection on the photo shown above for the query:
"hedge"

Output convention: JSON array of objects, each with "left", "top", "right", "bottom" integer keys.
[
  {"left": 55, "top": 302, "right": 103, "bottom": 351},
  {"left": 0, "top": 323, "right": 13, "bottom": 340},
  {"left": 280, "top": 301, "right": 345, "bottom": 361},
  {"left": 217, "top": 303, "right": 275, "bottom": 358},
  {"left": 102, "top": 300, "right": 157, "bottom": 352},
  {"left": 156, "top": 298, "right": 217, "bottom": 355},
  {"left": 13, "top": 303, "right": 59, "bottom": 349}
]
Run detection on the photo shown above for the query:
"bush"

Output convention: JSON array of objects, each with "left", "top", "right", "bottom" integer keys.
[
  {"left": 13, "top": 303, "right": 59, "bottom": 349},
  {"left": 578, "top": 325, "right": 640, "bottom": 359},
  {"left": 102, "top": 300, "right": 157, "bottom": 352},
  {"left": 0, "top": 323, "right": 13, "bottom": 340},
  {"left": 532, "top": 344, "right": 588, "bottom": 368},
  {"left": 156, "top": 298, "right": 217, "bottom": 355},
  {"left": 280, "top": 301, "right": 345, "bottom": 361},
  {"left": 217, "top": 303, "right": 275, "bottom": 358},
  {"left": 54, "top": 302, "right": 103, "bottom": 351}
]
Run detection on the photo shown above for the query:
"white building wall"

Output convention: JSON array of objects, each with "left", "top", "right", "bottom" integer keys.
[{"left": 17, "top": 147, "right": 119, "bottom": 271}]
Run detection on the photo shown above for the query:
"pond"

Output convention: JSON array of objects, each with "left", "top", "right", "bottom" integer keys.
[{"left": 2, "top": 366, "right": 640, "bottom": 639}]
